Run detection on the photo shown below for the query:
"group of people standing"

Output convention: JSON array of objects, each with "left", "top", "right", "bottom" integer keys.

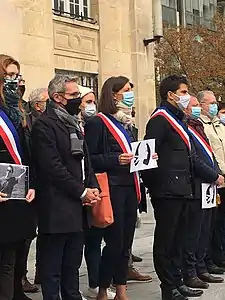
[
  {"left": 1, "top": 52, "right": 225, "bottom": 300},
  {"left": 0, "top": 54, "right": 152, "bottom": 300},
  {"left": 143, "top": 75, "right": 225, "bottom": 300}
]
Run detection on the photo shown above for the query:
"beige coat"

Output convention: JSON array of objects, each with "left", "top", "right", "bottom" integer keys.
[{"left": 200, "top": 114, "right": 225, "bottom": 175}]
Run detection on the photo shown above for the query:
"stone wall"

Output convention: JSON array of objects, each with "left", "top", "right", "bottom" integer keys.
[
  {"left": 0, "top": 0, "right": 55, "bottom": 98},
  {"left": 53, "top": 16, "right": 99, "bottom": 74},
  {"left": 97, "top": 0, "right": 133, "bottom": 86},
  {"left": 0, "top": 0, "right": 156, "bottom": 132},
  {"left": 97, "top": 0, "right": 156, "bottom": 137}
]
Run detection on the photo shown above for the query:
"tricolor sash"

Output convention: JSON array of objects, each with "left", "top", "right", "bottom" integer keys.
[
  {"left": 0, "top": 109, "right": 22, "bottom": 165},
  {"left": 151, "top": 107, "right": 191, "bottom": 150},
  {"left": 97, "top": 113, "right": 141, "bottom": 203},
  {"left": 188, "top": 125, "right": 214, "bottom": 167}
]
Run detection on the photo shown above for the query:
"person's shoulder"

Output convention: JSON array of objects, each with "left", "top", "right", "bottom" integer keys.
[
  {"left": 85, "top": 115, "right": 105, "bottom": 131},
  {"left": 32, "top": 113, "right": 55, "bottom": 135},
  {"left": 146, "top": 114, "right": 169, "bottom": 127},
  {"left": 86, "top": 115, "right": 104, "bottom": 126}
]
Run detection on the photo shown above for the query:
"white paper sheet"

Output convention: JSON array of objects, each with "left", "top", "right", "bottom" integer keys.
[
  {"left": 130, "top": 139, "right": 158, "bottom": 173},
  {"left": 201, "top": 183, "right": 217, "bottom": 209}
]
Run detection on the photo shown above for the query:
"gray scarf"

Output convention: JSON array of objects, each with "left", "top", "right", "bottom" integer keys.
[{"left": 50, "top": 101, "right": 84, "bottom": 157}]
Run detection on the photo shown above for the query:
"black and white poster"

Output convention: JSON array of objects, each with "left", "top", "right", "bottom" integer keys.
[
  {"left": 130, "top": 139, "right": 158, "bottom": 173},
  {"left": 201, "top": 183, "right": 217, "bottom": 209},
  {"left": 0, "top": 163, "right": 29, "bottom": 200}
]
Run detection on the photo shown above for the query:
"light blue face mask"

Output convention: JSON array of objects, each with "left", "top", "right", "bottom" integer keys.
[
  {"left": 209, "top": 103, "right": 218, "bottom": 117},
  {"left": 122, "top": 91, "right": 135, "bottom": 107},
  {"left": 191, "top": 107, "right": 201, "bottom": 119},
  {"left": 220, "top": 114, "right": 225, "bottom": 125}
]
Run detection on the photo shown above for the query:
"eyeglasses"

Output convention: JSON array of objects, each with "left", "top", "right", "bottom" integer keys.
[
  {"left": 59, "top": 92, "right": 81, "bottom": 99},
  {"left": 5, "top": 73, "right": 20, "bottom": 80}
]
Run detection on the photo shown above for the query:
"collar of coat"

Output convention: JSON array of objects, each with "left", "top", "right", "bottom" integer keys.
[
  {"left": 160, "top": 100, "right": 185, "bottom": 121},
  {"left": 200, "top": 114, "right": 220, "bottom": 126}
]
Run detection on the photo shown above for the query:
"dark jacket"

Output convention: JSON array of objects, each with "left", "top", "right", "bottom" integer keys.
[
  {"left": 0, "top": 117, "right": 36, "bottom": 244},
  {"left": 85, "top": 115, "right": 136, "bottom": 186},
  {"left": 142, "top": 101, "right": 218, "bottom": 199},
  {"left": 31, "top": 105, "right": 98, "bottom": 234},
  {"left": 188, "top": 118, "right": 221, "bottom": 198}
]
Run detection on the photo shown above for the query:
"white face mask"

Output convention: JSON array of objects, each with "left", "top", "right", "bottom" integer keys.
[
  {"left": 82, "top": 103, "right": 96, "bottom": 118},
  {"left": 175, "top": 94, "right": 191, "bottom": 110}
]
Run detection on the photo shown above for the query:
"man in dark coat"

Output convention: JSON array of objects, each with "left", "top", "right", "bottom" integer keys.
[
  {"left": 182, "top": 96, "right": 224, "bottom": 287},
  {"left": 31, "top": 75, "right": 100, "bottom": 300},
  {"left": 142, "top": 75, "right": 223, "bottom": 300}
]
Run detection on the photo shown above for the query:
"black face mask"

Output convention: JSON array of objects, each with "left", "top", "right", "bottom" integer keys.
[{"left": 65, "top": 98, "right": 82, "bottom": 115}]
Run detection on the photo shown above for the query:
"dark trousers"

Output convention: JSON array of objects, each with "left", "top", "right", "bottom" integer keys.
[
  {"left": 196, "top": 208, "right": 214, "bottom": 275},
  {"left": 22, "top": 239, "right": 32, "bottom": 276},
  {"left": 84, "top": 227, "right": 104, "bottom": 289},
  {"left": 40, "top": 232, "right": 83, "bottom": 300},
  {"left": 212, "top": 188, "right": 225, "bottom": 264},
  {"left": 13, "top": 241, "right": 29, "bottom": 300},
  {"left": 151, "top": 197, "right": 188, "bottom": 291},
  {"left": 98, "top": 186, "right": 137, "bottom": 288},
  {"left": 35, "top": 235, "right": 41, "bottom": 277},
  {"left": 0, "top": 243, "right": 15, "bottom": 300},
  {"left": 182, "top": 200, "right": 205, "bottom": 279},
  {"left": 0, "top": 240, "right": 29, "bottom": 300}
]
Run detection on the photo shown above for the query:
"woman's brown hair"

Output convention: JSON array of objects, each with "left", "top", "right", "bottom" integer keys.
[
  {"left": 98, "top": 76, "right": 130, "bottom": 115},
  {"left": 0, "top": 54, "right": 20, "bottom": 105}
]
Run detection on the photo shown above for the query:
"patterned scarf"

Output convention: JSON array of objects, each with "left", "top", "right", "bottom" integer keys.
[{"left": 1, "top": 88, "right": 22, "bottom": 129}]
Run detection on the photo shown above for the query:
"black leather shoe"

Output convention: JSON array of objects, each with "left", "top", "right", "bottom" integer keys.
[
  {"left": 132, "top": 254, "right": 143, "bottom": 263},
  {"left": 208, "top": 264, "right": 224, "bottom": 275},
  {"left": 216, "top": 261, "right": 225, "bottom": 269},
  {"left": 184, "top": 276, "right": 209, "bottom": 289},
  {"left": 199, "top": 272, "right": 224, "bottom": 283},
  {"left": 162, "top": 288, "right": 188, "bottom": 300},
  {"left": 178, "top": 284, "right": 203, "bottom": 297}
]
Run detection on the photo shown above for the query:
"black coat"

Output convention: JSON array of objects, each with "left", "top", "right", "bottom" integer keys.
[
  {"left": 84, "top": 115, "right": 135, "bottom": 186},
  {"left": 0, "top": 120, "right": 36, "bottom": 245},
  {"left": 142, "top": 101, "right": 218, "bottom": 199},
  {"left": 31, "top": 105, "right": 98, "bottom": 234}
]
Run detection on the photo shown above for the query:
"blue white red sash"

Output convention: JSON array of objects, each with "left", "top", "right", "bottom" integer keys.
[
  {"left": 97, "top": 113, "right": 141, "bottom": 203},
  {"left": 0, "top": 110, "right": 22, "bottom": 165},
  {"left": 188, "top": 125, "right": 214, "bottom": 167},
  {"left": 151, "top": 107, "right": 191, "bottom": 150}
]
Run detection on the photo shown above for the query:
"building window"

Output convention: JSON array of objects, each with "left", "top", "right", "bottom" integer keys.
[
  {"left": 52, "top": 0, "right": 94, "bottom": 22},
  {"left": 55, "top": 69, "right": 99, "bottom": 98}
]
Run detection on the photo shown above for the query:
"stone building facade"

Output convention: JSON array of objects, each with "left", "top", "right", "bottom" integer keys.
[{"left": 0, "top": 0, "right": 162, "bottom": 136}]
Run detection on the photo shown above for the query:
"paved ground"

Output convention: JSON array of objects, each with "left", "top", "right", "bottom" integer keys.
[{"left": 27, "top": 203, "right": 225, "bottom": 300}]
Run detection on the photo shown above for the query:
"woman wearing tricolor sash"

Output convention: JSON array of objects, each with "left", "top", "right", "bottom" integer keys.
[
  {"left": 0, "top": 54, "right": 36, "bottom": 300},
  {"left": 85, "top": 76, "right": 156, "bottom": 300}
]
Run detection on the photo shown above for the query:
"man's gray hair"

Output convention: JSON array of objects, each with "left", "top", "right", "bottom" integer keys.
[
  {"left": 197, "top": 90, "right": 215, "bottom": 103},
  {"left": 48, "top": 75, "right": 78, "bottom": 99},
  {"left": 28, "top": 88, "right": 47, "bottom": 108}
]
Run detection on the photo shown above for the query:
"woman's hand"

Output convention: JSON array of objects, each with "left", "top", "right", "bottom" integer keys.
[
  {"left": 0, "top": 192, "right": 8, "bottom": 202},
  {"left": 152, "top": 153, "right": 158, "bottom": 160},
  {"left": 26, "top": 189, "right": 35, "bottom": 203},
  {"left": 119, "top": 153, "right": 134, "bottom": 165}
]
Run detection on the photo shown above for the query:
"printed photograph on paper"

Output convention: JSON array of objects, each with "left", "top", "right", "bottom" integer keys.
[{"left": 0, "top": 163, "right": 29, "bottom": 200}]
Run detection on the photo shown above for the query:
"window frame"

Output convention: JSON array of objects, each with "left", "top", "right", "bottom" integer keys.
[{"left": 52, "top": 0, "right": 90, "bottom": 18}]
